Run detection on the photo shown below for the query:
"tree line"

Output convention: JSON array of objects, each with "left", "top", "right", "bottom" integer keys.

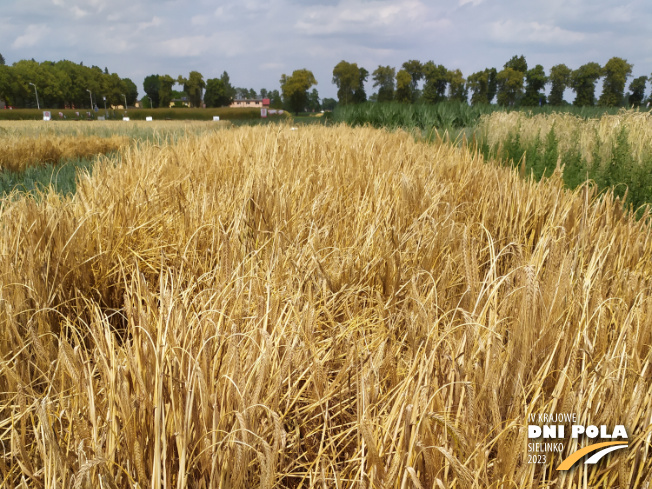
[
  {"left": 332, "top": 56, "right": 649, "bottom": 108},
  {"left": 0, "top": 53, "right": 328, "bottom": 112},
  {"left": 1, "top": 52, "right": 648, "bottom": 111},
  {"left": 142, "top": 70, "right": 326, "bottom": 112},
  {"left": 0, "top": 57, "right": 139, "bottom": 109}
]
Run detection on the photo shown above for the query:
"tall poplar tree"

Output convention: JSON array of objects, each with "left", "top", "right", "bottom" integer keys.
[
  {"left": 548, "top": 64, "right": 572, "bottom": 106},
  {"left": 599, "top": 57, "right": 633, "bottom": 107},
  {"left": 332, "top": 61, "right": 360, "bottom": 105},
  {"left": 372, "top": 65, "right": 395, "bottom": 102},
  {"left": 571, "top": 62, "right": 602, "bottom": 106}
]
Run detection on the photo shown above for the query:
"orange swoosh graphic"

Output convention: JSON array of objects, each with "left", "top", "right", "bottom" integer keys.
[{"left": 556, "top": 442, "right": 628, "bottom": 470}]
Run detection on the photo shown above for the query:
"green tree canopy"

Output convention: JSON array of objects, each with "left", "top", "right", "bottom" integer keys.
[
  {"left": 401, "top": 59, "right": 423, "bottom": 100},
  {"left": 180, "top": 70, "right": 206, "bottom": 108},
  {"left": 158, "top": 74, "right": 176, "bottom": 108},
  {"left": 487, "top": 68, "right": 498, "bottom": 104},
  {"left": 628, "top": 76, "right": 647, "bottom": 107},
  {"left": 143, "top": 74, "right": 161, "bottom": 108},
  {"left": 55, "top": 60, "right": 91, "bottom": 108},
  {"left": 447, "top": 69, "right": 467, "bottom": 102},
  {"left": 0, "top": 65, "right": 10, "bottom": 104},
  {"left": 395, "top": 69, "right": 412, "bottom": 103},
  {"left": 353, "top": 67, "right": 368, "bottom": 104},
  {"left": 599, "top": 57, "right": 633, "bottom": 107},
  {"left": 496, "top": 56, "right": 527, "bottom": 106},
  {"left": 12, "top": 59, "right": 72, "bottom": 108},
  {"left": 496, "top": 67, "right": 524, "bottom": 106},
  {"left": 0, "top": 59, "right": 138, "bottom": 109},
  {"left": 548, "top": 64, "right": 572, "bottom": 106},
  {"left": 122, "top": 78, "right": 138, "bottom": 106},
  {"left": 269, "top": 89, "right": 283, "bottom": 109},
  {"left": 235, "top": 87, "right": 258, "bottom": 99},
  {"left": 332, "top": 60, "right": 360, "bottom": 105},
  {"left": 467, "top": 68, "right": 496, "bottom": 105},
  {"left": 522, "top": 64, "right": 547, "bottom": 106},
  {"left": 10, "top": 60, "right": 36, "bottom": 107},
  {"left": 372, "top": 65, "right": 395, "bottom": 102},
  {"left": 504, "top": 55, "right": 528, "bottom": 73},
  {"left": 219, "top": 71, "right": 236, "bottom": 102},
  {"left": 280, "top": 69, "right": 317, "bottom": 114},
  {"left": 421, "top": 61, "right": 448, "bottom": 104},
  {"left": 307, "top": 88, "right": 321, "bottom": 111},
  {"left": 26, "top": 62, "right": 65, "bottom": 108},
  {"left": 101, "top": 72, "right": 125, "bottom": 106},
  {"left": 204, "top": 78, "right": 231, "bottom": 107},
  {"left": 571, "top": 62, "right": 602, "bottom": 106},
  {"left": 322, "top": 97, "right": 337, "bottom": 111}
]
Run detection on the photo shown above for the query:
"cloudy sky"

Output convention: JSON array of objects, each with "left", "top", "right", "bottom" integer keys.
[{"left": 3, "top": 0, "right": 652, "bottom": 100}]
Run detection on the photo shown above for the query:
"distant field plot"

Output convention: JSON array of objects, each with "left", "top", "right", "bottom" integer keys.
[
  {"left": 333, "top": 101, "right": 627, "bottom": 132},
  {"left": 477, "top": 110, "right": 652, "bottom": 210},
  {"left": 0, "top": 134, "right": 126, "bottom": 173},
  {"left": 0, "top": 119, "right": 233, "bottom": 139},
  {"left": 0, "top": 107, "right": 286, "bottom": 121},
  {"left": 0, "top": 124, "right": 650, "bottom": 487},
  {"left": 0, "top": 121, "right": 234, "bottom": 196},
  {"left": 333, "top": 104, "right": 652, "bottom": 211}
]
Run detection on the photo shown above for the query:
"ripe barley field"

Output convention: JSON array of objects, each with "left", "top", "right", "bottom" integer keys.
[
  {"left": 0, "top": 121, "right": 234, "bottom": 197},
  {"left": 0, "top": 123, "right": 651, "bottom": 488},
  {"left": 0, "top": 120, "right": 233, "bottom": 142},
  {"left": 0, "top": 134, "right": 127, "bottom": 174}
]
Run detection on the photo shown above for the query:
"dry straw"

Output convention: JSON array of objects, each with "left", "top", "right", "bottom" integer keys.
[
  {"left": 0, "top": 133, "right": 127, "bottom": 173},
  {"left": 0, "top": 122, "right": 651, "bottom": 487}
]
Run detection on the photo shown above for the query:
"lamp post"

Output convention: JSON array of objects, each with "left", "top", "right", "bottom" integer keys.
[
  {"left": 86, "top": 89, "right": 93, "bottom": 111},
  {"left": 103, "top": 96, "right": 107, "bottom": 118},
  {"left": 121, "top": 93, "right": 127, "bottom": 111},
  {"left": 28, "top": 82, "right": 40, "bottom": 110},
  {"left": 147, "top": 96, "right": 153, "bottom": 109}
]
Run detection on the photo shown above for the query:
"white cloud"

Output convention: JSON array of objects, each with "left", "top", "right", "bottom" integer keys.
[
  {"left": 138, "top": 16, "right": 163, "bottom": 30},
  {"left": 261, "top": 62, "right": 285, "bottom": 71},
  {"left": 12, "top": 24, "right": 51, "bottom": 49},
  {"left": 84, "top": 0, "right": 110, "bottom": 12},
  {"left": 191, "top": 15, "right": 209, "bottom": 26},
  {"left": 210, "top": 2, "right": 267, "bottom": 23},
  {"left": 459, "top": 0, "right": 484, "bottom": 6},
  {"left": 71, "top": 6, "right": 88, "bottom": 19},
  {"left": 490, "top": 20, "right": 587, "bottom": 45},
  {"left": 296, "top": 0, "right": 431, "bottom": 35},
  {"left": 98, "top": 37, "right": 132, "bottom": 54},
  {"left": 241, "top": 0, "right": 272, "bottom": 12},
  {"left": 159, "top": 35, "right": 213, "bottom": 57},
  {"left": 51, "top": 0, "right": 115, "bottom": 16},
  {"left": 157, "top": 31, "right": 252, "bottom": 58},
  {"left": 595, "top": 5, "right": 634, "bottom": 23}
]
